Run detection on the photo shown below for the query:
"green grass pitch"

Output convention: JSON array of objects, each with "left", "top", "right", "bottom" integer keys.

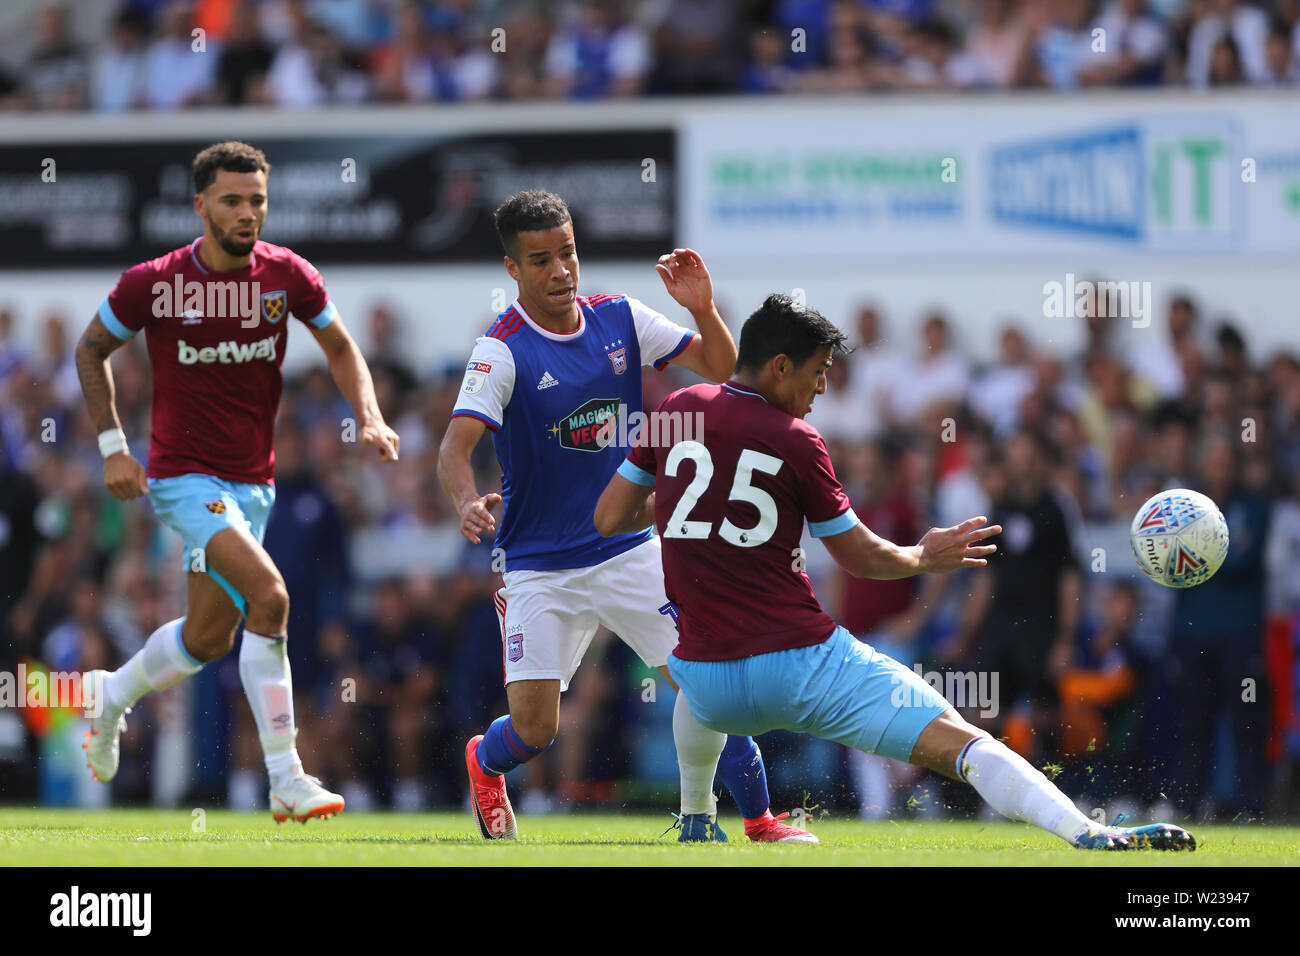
[{"left": 1, "top": 809, "right": 1297, "bottom": 866}]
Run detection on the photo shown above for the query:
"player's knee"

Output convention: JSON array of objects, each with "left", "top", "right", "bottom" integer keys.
[
  {"left": 512, "top": 715, "right": 558, "bottom": 752},
  {"left": 247, "top": 579, "right": 290, "bottom": 626},
  {"left": 184, "top": 619, "right": 239, "bottom": 662}
]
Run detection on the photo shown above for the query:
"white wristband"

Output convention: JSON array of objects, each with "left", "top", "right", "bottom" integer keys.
[{"left": 98, "top": 428, "right": 129, "bottom": 459}]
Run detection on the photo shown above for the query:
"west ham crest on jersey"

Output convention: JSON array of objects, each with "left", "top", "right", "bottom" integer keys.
[
  {"left": 261, "top": 289, "right": 287, "bottom": 324},
  {"left": 607, "top": 347, "right": 627, "bottom": 375}
]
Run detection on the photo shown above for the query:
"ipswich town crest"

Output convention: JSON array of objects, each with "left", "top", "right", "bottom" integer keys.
[
  {"left": 607, "top": 347, "right": 627, "bottom": 375},
  {"left": 506, "top": 628, "right": 524, "bottom": 663}
]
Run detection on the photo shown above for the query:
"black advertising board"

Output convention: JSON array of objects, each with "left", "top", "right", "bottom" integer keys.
[{"left": 0, "top": 129, "right": 674, "bottom": 268}]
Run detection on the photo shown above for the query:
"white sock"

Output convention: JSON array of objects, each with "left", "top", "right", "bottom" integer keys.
[
  {"left": 672, "top": 692, "right": 724, "bottom": 816},
  {"left": 959, "top": 735, "right": 1094, "bottom": 843},
  {"left": 103, "top": 618, "right": 202, "bottom": 715},
  {"left": 238, "top": 628, "right": 302, "bottom": 785}
]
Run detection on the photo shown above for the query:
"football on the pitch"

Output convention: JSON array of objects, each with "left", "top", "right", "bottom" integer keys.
[{"left": 1129, "top": 489, "right": 1229, "bottom": 588}]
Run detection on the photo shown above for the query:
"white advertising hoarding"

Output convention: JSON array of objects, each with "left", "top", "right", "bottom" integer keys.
[{"left": 681, "top": 95, "right": 1300, "bottom": 262}]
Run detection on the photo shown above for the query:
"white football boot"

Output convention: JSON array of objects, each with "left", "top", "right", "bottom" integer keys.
[
  {"left": 270, "top": 772, "right": 346, "bottom": 823},
  {"left": 82, "top": 669, "right": 128, "bottom": 784}
]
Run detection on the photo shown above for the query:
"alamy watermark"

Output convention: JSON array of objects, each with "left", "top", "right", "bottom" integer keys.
[
  {"left": 551, "top": 400, "right": 703, "bottom": 451},
  {"left": 0, "top": 665, "right": 100, "bottom": 717},
  {"left": 149, "top": 274, "right": 279, "bottom": 328},
  {"left": 49, "top": 886, "right": 151, "bottom": 936},
  {"left": 891, "top": 665, "right": 1000, "bottom": 718},
  {"left": 1042, "top": 273, "right": 1153, "bottom": 328}
]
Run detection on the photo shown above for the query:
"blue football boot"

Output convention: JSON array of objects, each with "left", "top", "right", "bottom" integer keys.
[
  {"left": 1073, "top": 813, "right": 1196, "bottom": 851},
  {"left": 664, "top": 812, "right": 728, "bottom": 843}
]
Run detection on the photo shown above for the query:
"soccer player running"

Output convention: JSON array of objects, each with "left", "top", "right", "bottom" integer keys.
[
  {"left": 76, "top": 142, "right": 400, "bottom": 822},
  {"left": 595, "top": 294, "right": 1196, "bottom": 851},
  {"left": 438, "top": 190, "right": 810, "bottom": 843}
]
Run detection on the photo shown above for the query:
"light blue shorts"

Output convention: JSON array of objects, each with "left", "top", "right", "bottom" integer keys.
[
  {"left": 147, "top": 472, "right": 275, "bottom": 614},
  {"left": 667, "top": 626, "right": 950, "bottom": 763}
]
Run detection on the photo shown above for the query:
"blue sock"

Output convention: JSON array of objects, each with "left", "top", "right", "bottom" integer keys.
[
  {"left": 716, "top": 735, "right": 770, "bottom": 820},
  {"left": 476, "top": 715, "right": 549, "bottom": 776}
]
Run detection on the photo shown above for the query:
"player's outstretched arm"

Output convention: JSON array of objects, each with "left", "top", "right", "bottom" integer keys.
[
  {"left": 822, "top": 515, "right": 1001, "bottom": 580},
  {"left": 309, "top": 317, "right": 399, "bottom": 461},
  {"left": 437, "top": 415, "right": 501, "bottom": 545},
  {"left": 594, "top": 473, "right": 655, "bottom": 537},
  {"left": 655, "top": 248, "right": 737, "bottom": 382},
  {"left": 75, "top": 314, "right": 148, "bottom": 500}
]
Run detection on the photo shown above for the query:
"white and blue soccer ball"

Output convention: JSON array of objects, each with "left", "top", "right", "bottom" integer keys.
[{"left": 1129, "top": 489, "right": 1230, "bottom": 589}]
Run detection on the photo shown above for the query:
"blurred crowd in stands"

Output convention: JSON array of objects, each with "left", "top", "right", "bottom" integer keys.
[
  {"left": 2, "top": 287, "right": 1298, "bottom": 822},
  {"left": 0, "top": 0, "right": 1298, "bottom": 113}
]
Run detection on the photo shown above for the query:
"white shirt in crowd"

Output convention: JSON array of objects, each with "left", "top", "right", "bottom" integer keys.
[{"left": 890, "top": 350, "right": 971, "bottom": 423}]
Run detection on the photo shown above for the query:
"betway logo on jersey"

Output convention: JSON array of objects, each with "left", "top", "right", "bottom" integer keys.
[
  {"left": 177, "top": 333, "right": 281, "bottom": 365},
  {"left": 559, "top": 398, "right": 620, "bottom": 452}
]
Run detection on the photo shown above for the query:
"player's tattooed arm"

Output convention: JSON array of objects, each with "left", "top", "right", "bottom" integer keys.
[
  {"left": 76, "top": 315, "right": 149, "bottom": 500},
  {"left": 74, "top": 315, "right": 128, "bottom": 435}
]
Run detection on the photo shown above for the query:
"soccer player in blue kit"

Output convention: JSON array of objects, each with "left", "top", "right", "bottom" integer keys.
[
  {"left": 595, "top": 293, "right": 1196, "bottom": 852},
  {"left": 437, "top": 191, "right": 811, "bottom": 843}
]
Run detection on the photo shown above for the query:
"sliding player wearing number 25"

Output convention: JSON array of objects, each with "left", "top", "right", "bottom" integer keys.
[{"left": 594, "top": 293, "right": 1195, "bottom": 851}]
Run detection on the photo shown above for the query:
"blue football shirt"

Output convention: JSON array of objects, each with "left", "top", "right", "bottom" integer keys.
[{"left": 452, "top": 293, "right": 695, "bottom": 572}]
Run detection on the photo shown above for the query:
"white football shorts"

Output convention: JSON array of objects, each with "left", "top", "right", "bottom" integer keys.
[{"left": 495, "top": 537, "right": 678, "bottom": 690}]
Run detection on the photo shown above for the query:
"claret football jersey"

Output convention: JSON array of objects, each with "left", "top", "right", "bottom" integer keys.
[
  {"left": 99, "top": 238, "right": 337, "bottom": 484},
  {"left": 622, "top": 381, "right": 858, "bottom": 661}
]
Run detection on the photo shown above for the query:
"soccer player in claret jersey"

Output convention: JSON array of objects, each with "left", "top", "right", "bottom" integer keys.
[
  {"left": 74, "top": 141, "right": 400, "bottom": 823},
  {"left": 438, "top": 190, "right": 811, "bottom": 843},
  {"left": 595, "top": 293, "right": 1196, "bottom": 851}
]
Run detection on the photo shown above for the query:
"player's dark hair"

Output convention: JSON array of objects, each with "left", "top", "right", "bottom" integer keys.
[
  {"left": 735, "top": 293, "right": 851, "bottom": 373},
  {"left": 192, "top": 141, "right": 270, "bottom": 194},
  {"left": 494, "top": 190, "right": 572, "bottom": 260}
]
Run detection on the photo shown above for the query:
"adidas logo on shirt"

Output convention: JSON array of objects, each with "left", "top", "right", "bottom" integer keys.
[{"left": 537, "top": 371, "right": 559, "bottom": 390}]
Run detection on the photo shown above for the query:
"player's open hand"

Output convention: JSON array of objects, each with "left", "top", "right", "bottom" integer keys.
[
  {"left": 104, "top": 451, "right": 149, "bottom": 501},
  {"left": 459, "top": 492, "right": 502, "bottom": 544},
  {"left": 917, "top": 516, "right": 1001, "bottom": 573},
  {"left": 655, "top": 248, "right": 714, "bottom": 314},
  {"left": 360, "top": 420, "right": 400, "bottom": 461}
]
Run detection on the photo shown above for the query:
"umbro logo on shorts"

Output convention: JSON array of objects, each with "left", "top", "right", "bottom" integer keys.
[{"left": 537, "top": 371, "right": 559, "bottom": 390}]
